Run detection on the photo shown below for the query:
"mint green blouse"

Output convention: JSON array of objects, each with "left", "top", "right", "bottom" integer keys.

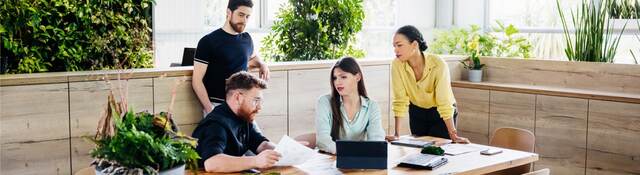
[{"left": 315, "top": 94, "right": 386, "bottom": 154}]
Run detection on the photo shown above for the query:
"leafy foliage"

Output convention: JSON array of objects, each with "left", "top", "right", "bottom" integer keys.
[
  {"left": 260, "top": 0, "right": 365, "bottom": 62},
  {"left": 0, "top": 0, "right": 154, "bottom": 74},
  {"left": 557, "top": 0, "right": 625, "bottom": 62},
  {"left": 608, "top": 0, "right": 640, "bottom": 19},
  {"left": 87, "top": 76, "right": 198, "bottom": 175},
  {"left": 90, "top": 111, "right": 199, "bottom": 174},
  {"left": 428, "top": 22, "right": 532, "bottom": 59}
]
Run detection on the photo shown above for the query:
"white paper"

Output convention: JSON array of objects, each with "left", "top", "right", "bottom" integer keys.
[
  {"left": 273, "top": 135, "right": 316, "bottom": 166},
  {"left": 441, "top": 144, "right": 482, "bottom": 156}
]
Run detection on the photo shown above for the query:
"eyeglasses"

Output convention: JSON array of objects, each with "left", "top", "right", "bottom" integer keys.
[{"left": 239, "top": 91, "right": 263, "bottom": 107}]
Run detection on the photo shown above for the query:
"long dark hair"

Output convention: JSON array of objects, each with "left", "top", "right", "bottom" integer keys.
[
  {"left": 329, "top": 57, "right": 368, "bottom": 141},
  {"left": 396, "top": 25, "right": 428, "bottom": 54}
]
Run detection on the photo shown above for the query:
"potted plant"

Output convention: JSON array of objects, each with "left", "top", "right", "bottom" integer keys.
[
  {"left": 461, "top": 35, "right": 485, "bottom": 82},
  {"left": 86, "top": 76, "right": 199, "bottom": 175}
]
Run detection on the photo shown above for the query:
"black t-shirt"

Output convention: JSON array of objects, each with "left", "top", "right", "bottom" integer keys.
[
  {"left": 191, "top": 102, "right": 268, "bottom": 168},
  {"left": 194, "top": 28, "right": 253, "bottom": 102}
]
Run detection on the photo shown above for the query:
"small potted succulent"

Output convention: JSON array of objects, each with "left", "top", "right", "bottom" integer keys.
[
  {"left": 86, "top": 76, "right": 199, "bottom": 175},
  {"left": 461, "top": 35, "right": 486, "bottom": 82}
]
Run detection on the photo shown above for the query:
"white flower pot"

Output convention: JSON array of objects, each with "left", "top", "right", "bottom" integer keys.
[
  {"left": 468, "top": 69, "right": 483, "bottom": 82},
  {"left": 96, "top": 164, "right": 185, "bottom": 175}
]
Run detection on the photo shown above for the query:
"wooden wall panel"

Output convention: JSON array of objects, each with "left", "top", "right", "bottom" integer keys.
[
  {"left": 453, "top": 87, "right": 490, "bottom": 144},
  {"left": 1, "top": 83, "right": 70, "bottom": 175},
  {"left": 534, "top": 95, "right": 588, "bottom": 175},
  {"left": 288, "top": 68, "right": 332, "bottom": 137},
  {"left": 483, "top": 57, "right": 640, "bottom": 94},
  {"left": 1, "top": 84, "right": 69, "bottom": 143},
  {"left": 587, "top": 100, "right": 640, "bottom": 175},
  {"left": 153, "top": 77, "right": 202, "bottom": 125},
  {"left": 254, "top": 71, "right": 288, "bottom": 141},
  {"left": 69, "top": 79, "right": 153, "bottom": 173},
  {"left": 489, "top": 91, "right": 536, "bottom": 137},
  {"left": 1, "top": 140, "right": 70, "bottom": 175},
  {"left": 362, "top": 65, "right": 391, "bottom": 134}
]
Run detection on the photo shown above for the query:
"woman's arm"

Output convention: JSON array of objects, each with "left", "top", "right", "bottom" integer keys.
[
  {"left": 389, "top": 61, "right": 410, "bottom": 140},
  {"left": 315, "top": 95, "right": 337, "bottom": 154}
]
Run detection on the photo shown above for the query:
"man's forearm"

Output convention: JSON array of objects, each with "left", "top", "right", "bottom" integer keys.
[
  {"left": 204, "top": 154, "right": 255, "bottom": 173},
  {"left": 192, "top": 80, "right": 212, "bottom": 112}
]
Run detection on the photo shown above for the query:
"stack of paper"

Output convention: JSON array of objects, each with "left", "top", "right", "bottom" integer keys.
[
  {"left": 441, "top": 144, "right": 482, "bottom": 156},
  {"left": 273, "top": 135, "right": 317, "bottom": 166}
]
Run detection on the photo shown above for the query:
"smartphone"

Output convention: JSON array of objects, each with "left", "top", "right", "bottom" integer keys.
[{"left": 480, "top": 149, "right": 503, "bottom": 155}]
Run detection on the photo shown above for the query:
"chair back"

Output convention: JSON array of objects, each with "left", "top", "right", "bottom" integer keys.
[
  {"left": 294, "top": 132, "right": 316, "bottom": 149},
  {"left": 521, "top": 168, "right": 550, "bottom": 175},
  {"left": 488, "top": 127, "right": 535, "bottom": 175}
]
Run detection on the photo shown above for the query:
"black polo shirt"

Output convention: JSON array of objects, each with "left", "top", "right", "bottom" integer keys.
[
  {"left": 191, "top": 102, "right": 268, "bottom": 167},
  {"left": 193, "top": 28, "right": 253, "bottom": 103}
]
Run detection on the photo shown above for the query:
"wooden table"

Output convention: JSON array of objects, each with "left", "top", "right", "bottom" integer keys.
[{"left": 76, "top": 136, "right": 538, "bottom": 175}]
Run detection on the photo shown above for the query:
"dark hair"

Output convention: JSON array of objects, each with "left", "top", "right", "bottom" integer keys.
[
  {"left": 225, "top": 71, "right": 266, "bottom": 96},
  {"left": 329, "top": 57, "right": 368, "bottom": 141},
  {"left": 228, "top": 0, "right": 254, "bottom": 11},
  {"left": 396, "top": 25, "right": 428, "bottom": 52}
]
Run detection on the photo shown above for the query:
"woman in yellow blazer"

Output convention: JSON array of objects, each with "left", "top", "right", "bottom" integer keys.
[{"left": 386, "top": 25, "right": 469, "bottom": 143}]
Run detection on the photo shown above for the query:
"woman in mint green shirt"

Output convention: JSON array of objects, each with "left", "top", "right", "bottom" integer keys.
[{"left": 315, "top": 57, "right": 386, "bottom": 154}]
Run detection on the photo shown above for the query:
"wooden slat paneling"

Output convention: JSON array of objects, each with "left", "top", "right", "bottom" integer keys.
[
  {"left": 1, "top": 140, "right": 70, "bottom": 175},
  {"left": 1, "top": 84, "right": 69, "bottom": 143},
  {"left": 483, "top": 57, "right": 640, "bottom": 94},
  {"left": 362, "top": 65, "right": 391, "bottom": 134},
  {"left": 489, "top": 91, "right": 536, "bottom": 137},
  {"left": 587, "top": 100, "right": 640, "bottom": 175},
  {"left": 69, "top": 79, "right": 153, "bottom": 173},
  {"left": 288, "top": 68, "right": 332, "bottom": 137},
  {"left": 535, "top": 95, "right": 588, "bottom": 175},
  {"left": 453, "top": 87, "right": 490, "bottom": 144},
  {"left": 153, "top": 76, "right": 202, "bottom": 125},
  {"left": 253, "top": 71, "right": 288, "bottom": 141}
]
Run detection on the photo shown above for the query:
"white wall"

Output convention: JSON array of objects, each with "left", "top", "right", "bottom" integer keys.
[{"left": 453, "top": 0, "right": 486, "bottom": 28}]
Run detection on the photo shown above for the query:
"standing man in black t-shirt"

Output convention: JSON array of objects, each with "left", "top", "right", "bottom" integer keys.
[{"left": 192, "top": 0, "right": 270, "bottom": 116}]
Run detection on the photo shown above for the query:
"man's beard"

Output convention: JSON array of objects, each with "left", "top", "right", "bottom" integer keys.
[
  {"left": 237, "top": 104, "right": 258, "bottom": 122},
  {"left": 229, "top": 17, "right": 246, "bottom": 33}
]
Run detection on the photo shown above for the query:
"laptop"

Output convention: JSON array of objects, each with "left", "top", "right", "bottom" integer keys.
[
  {"left": 336, "top": 140, "right": 387, "bottom": 169},
  {"left": 398, "top": 153, "right": 448, "bottom": 170},
  {"left": 390, "top": 139, "right": 435, "bottom": 148},
  {"left": 181, "top": 47, "right": 196, "bottom": 66}
]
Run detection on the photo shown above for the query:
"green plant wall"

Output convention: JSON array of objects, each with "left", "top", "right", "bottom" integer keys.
[
  {"left": 0, "top": 0, "right": 155, "bottom": 74},
  {"left": 260, "top": 0, "right": 365, "bottom": 62}
]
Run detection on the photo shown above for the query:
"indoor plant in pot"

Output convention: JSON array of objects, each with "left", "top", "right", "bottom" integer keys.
[
  {"left": 87, "top": 76, "right": 199, "bottom": 175},
  {"left": 461, "top": 35, "right": 486, "bottom": 82}
]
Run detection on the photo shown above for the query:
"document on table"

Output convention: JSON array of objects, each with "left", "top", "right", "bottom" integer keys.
[
  {"left": 274, "top": 135, "right": 316, "bottom": 166},
  {"left": 441, "top": 144, "right": 482, "bottom": 156}
]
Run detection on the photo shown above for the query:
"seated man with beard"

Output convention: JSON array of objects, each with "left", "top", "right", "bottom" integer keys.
[{"left": 192, "top": 71, "right": 280, "bottom": 173}]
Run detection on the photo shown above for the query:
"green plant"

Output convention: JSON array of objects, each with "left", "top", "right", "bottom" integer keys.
[
  {"left": 558, "top": 0, "right": 626, "bottom": 63},
  {"left": 88, "top": 77, "right": 199, "bottom": 175},
  {"left": 460, "top": 35, "right": 485, "bottom": 70},
  {"left": 421, "top": 145, "right": 445, "bottom": 156},
  {"left": 608, "top": 0, "right": 640, "bottom": 19},
  {"left": 0, "top": 0, "right": 154, "bottom": 74},
  {"left": 428, "top": 22, "right": 532, "bottom": 59},
  {"left": 260, "top": 0, "right": 365, "bottom": 62}
]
